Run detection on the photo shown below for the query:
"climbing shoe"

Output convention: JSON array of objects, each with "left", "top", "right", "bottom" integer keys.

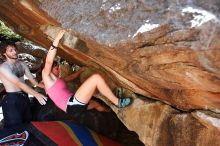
[
  {"left": 118, "top": 97, "right": 133, "bottom": 108},
  {"left": 114, "top": 87, "right": 123, "bottom": 98}
]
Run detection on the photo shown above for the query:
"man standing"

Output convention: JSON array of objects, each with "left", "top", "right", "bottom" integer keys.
[{"left": 0, "top": 42, "right": 47, "bottom": 128}]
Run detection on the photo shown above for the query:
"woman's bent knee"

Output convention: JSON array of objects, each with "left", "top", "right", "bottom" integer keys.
[{"left": 90, "top": 73, "right": 103, "bottom": 81}]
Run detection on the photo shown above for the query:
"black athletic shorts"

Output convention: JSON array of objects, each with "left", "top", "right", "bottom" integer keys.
[{"left": 66, "top": 95, "right": 88, "bottom": 119}]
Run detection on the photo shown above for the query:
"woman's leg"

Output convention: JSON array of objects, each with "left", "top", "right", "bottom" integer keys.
[
  {"left": 74, "top": 74, "right": 119, "bottom": 105},
  {"left": 87, "top": 99, "right": 110, "bottom": 112}
]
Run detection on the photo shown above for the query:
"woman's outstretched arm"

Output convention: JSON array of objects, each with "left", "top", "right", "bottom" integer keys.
[{"left": 43, "top": 30, "right": 65, "bottom": 76}]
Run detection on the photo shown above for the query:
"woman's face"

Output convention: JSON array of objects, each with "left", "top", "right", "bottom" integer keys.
[{"left": 52, "top": 64, "right": 60, "bottom": 77}]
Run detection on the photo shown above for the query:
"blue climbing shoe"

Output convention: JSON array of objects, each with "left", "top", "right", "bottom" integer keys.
[{"left": 118, "top": 97, "right": 133, "bottom": 108}]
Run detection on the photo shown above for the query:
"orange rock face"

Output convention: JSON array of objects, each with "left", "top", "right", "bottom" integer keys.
[
  {"left": 0, "top": 1, "right": 220, "bottom": 145},
  {"left": 0, "top": 0, "right": 219, "bottom": 112}
]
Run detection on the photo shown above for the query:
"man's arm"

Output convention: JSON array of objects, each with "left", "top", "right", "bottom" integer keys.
[
  {"left": 0, "top": 66, "right": 47, "bottom": 105},
  {"left": 22, "top": 62, "right": 44, "bottom": 88}
]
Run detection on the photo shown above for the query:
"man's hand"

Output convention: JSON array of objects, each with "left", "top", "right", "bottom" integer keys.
[
  {"left": 35, "top": 93, "right": 47, "bottom": 105},
  {"left": 36, "top": 82, "right": 45, "bottom": 89}
]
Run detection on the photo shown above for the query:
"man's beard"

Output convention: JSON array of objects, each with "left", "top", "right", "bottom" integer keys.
[{"left": 6, "top": 54, "right": 17, "bottom": 60}]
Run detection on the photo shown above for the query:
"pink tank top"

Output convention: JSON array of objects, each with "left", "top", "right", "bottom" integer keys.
[{"left": 46, "top": 78, "right": 73, "bottom": 112}]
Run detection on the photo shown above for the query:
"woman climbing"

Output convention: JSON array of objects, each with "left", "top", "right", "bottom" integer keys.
[{"left": 42, "top": 30, "right": 132, "bottom": 118}]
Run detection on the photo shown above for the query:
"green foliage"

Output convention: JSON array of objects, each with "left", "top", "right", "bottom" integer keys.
[{"left": 0, "top": 20, "right": 22, "bottom": 42}]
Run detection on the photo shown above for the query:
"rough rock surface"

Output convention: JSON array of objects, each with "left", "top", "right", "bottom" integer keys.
[
  {"left": 0, "top": 0, "right": 220, "bottom": 145},
  {"left": 37, "top": 0, "right": 220, "bottom": 112}
]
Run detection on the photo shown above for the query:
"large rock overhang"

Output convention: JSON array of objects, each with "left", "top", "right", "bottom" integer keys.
[
  {"left": 0, "top": 0, "right": 220, "bottom": 112},
  {"left": 1, "top": 1, "right": 220, "bottom": 145}
]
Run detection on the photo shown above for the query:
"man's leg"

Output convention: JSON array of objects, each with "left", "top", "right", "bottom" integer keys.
[
  {"left": 2, "top": 93, "right": 23, "bottom": 128},
  {"left": 21, "top": 93, "right": 32, "bottom": 123}
]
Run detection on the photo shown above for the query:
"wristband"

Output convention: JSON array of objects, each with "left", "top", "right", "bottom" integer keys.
[{"left": 51, "top": 44, "right": 57, "bottom": 49}]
